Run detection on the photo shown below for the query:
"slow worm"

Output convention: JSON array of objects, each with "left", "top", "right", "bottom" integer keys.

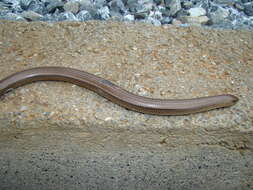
[{"left": 0, "top": 67, "right": 238, "bottom": 115}]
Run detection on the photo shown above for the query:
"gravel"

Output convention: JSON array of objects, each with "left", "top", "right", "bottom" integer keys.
[{"left": 0, "top": 0, "right": 252, "bottom": 29}]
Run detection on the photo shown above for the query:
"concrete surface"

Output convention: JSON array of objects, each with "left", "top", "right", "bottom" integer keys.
[
  {"left": 0, "top": 20, "right": 252, "bottom": 189},
  {"left": 0, "top": 129, "right": 252, "bottom": 190}
]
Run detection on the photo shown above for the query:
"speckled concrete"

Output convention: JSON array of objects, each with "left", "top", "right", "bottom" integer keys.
[
  {"left": 0, "top": 129, "right": 253, "bottom": 190},
  {"left": 0, "top": 20, "right": 252, "bottom": 189}
]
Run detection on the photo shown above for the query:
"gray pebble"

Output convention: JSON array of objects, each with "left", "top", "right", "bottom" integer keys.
[
  {"left": 108, "top": 0, "right": 126, "bottom": 13},
  {"left": 179, "top": 15, "right": 209, "bottom": 25},
  {"left": 27, "top": 1, "right": 45, "bottom": 15},
  {"left": 2, "top": 12, "right": 26, "bottom": 21},
  {"left": 46, "top": 0, "right": 64, "bottom": 13},
  {"left": 161, "top": 16, "right": 172, "bottom": 24},
  {"left": 63, "top": 1, "right": 80, "bottom": 14},
  {"left": 244, "top": 2, "right": 253, "bottom": 16},
  {"left": 188, "top": 7, "right": 206, "bottom": 17},
  {"left": 97, "top": 6, "right": 110, "bottom": 20},
  {"left": 94, "top": 0, "right": 107, "bottom": 8},
  {"left": 210, "top": 6, "right": 230, "bottom": 24},
  {"left": 145, "top": 16, "right": 161, "bottom": 26},
  {"left": 79, "top": 0, "right": 93, "bottom": 10},
  {"left": 20, "top": 0, "right": 33, "bottom": 10},
  {"left": 0, "top": 0, "right": 252, "bottom": 29},
  {"left": 212, "top": 0, "right": 236, "bottom": 5},
  {"left": 234, "top": 2, "right": 244, "bottom": 11},
  {"left": 57, "top": 11, "right": 78, "bottom": 21},
  {"left": 124, "top": 14, "right": 134, "bottom": 21},
  {"left": 76, "top": 10, "right": 92, "bottom": 21},
  {"left": 21, "top": 10, "right": 43, "bottom": 21},
  {"left": 164, "top": 0, "right": 181, "bottom": 16},
  {"left": 181, "top": 1, "right": 193, "bottom": 9},
  {"left": 126, "top": 0, "right": 138, "bottom": 12}
]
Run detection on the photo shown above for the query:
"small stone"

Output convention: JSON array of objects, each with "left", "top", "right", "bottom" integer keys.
[
  {"left": 27, "top": 1, "right": 45, "bottom": 15},
  {"left": 20, "top": 106, "right": 28, "bottom": 111},
  {"left": 79, "top": 0, "right": 93, "bottom": 10},
  {"left": 94, "top": 0, "right": 106, "bottom": 8},
  {"left": 164, "top": 0, "right": 181, "bottom": 16},
  {"left": 76, "top": 10, "right": 92, "bottom": 21},
  {"left": 161, "top": 16, "right": 172, "bottom": 24},
  {"left": 0, "top": 2, "right": 9, "bottom": 11},
  {"left": 136, "top": 0, "right": 153, "bottom": 13},
  {"left": 178, "top": 11, "right": 191, "bottom": 22},
  {"left": 97, "top": 6, "right": 110, "bottom": 20},
  {"left": 3, "top": 12, "right": 26, "bottom": 21},
  {"left": 20, "top": 0, "right": 33, "bottom": 10},
  {"left": 244, "top": 3, "right": 253, "bottom": 16},
  {"left": 79, "top": 0, "right": 97, "bottom": 18},
  {"left": 234, "top": 2, "right": 244, "bottom": 11},
  {"left": 134, "top": 12, "right": 148, "bottom": 19},
  {"left": 188, "top": 7, "right": 206, "bottom": 17},
  {"left": 172, "top": 19, "right": 182, "bottom": 26},
  {"left": 63, "top": 1, "right": 80, "bottom": 14},
  {"left": 153, "top": 0, "right": 162, "bottom": 5},
  {"left": 126, "top": 0, "right": 138, "bottom": 12},
  {"left": 146, "top": 17, "right": 161, "bottom": 26},
  {"left": 134, "top": 84, "right": 148, "bottom": 96},
  {"left": 181, "top": 1, "right": 193, "bottom": 9},
  {"left": 21, "top": 10, "right": 43, "bottom": 21},
  {"left": 109, "top": 15, "right": 123, "bottom": 21},
  {"left": 3, "top": 0, "right": 22, "bottom": 13},
  {"left": 210, "top": 7, "right": 230, "bottom": 24},
  {"left": 57, "top": 12, "right": 78, "bottom": 21},
  {"left": 160, "top": 7, "right": 170, "bottom": 17},
  {"left": 210, "top": 5, "right": 218, "bottom": 13},
  {"left": 150, "top": 10, "right": 163, "bottom": 20},
  {"left": 213, "top": 0, "right": 236, "bottom": 5},
  {"left": 124, "top": 14, "right": 134, "bottom": 21},
  {"left": 43, "top": 111, "right": 54, "bottom": 117},
  {"left": 179, "top": 16, "right": 209, "bottom": 25},
  {"left": 46, "top": 0, "right": 64, "bottom": 13},
  {"left": 108, "top": 0, "right": 126, "bottom": 13},
  {"left": 105, "top": 117, "right": 112, "bottom": 121}
]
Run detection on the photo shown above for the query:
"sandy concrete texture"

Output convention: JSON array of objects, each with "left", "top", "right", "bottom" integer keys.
[
  {"left": 0, "top": 20, "right": 252, "bottom": 147},
  {"left": 0, "top": 20, "right": 252, "bottom": 189}
]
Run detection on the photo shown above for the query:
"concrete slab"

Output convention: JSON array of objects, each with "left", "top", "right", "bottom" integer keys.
[{"left": 0, "top": 20, "right": 252, "bottom": 189}]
